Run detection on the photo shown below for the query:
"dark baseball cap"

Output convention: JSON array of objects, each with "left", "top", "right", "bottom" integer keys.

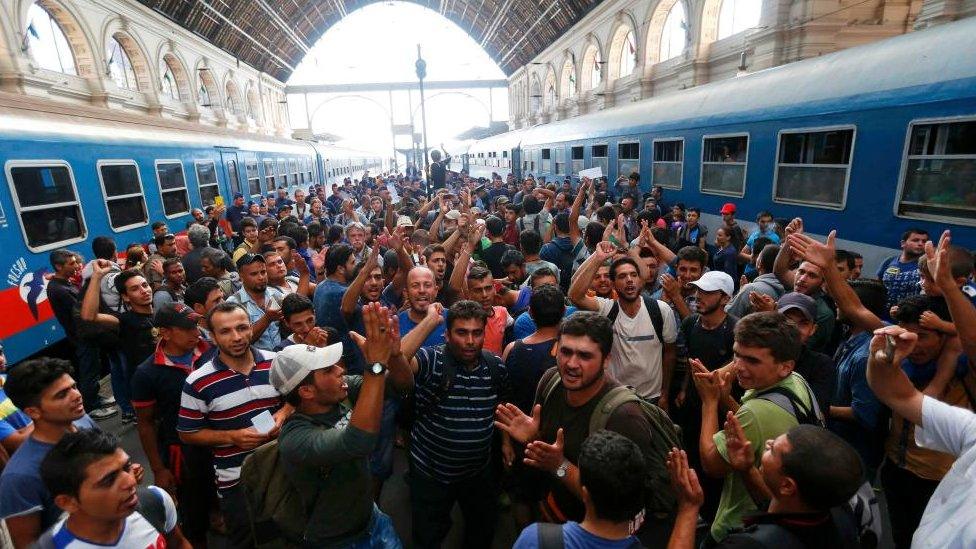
[
  {"left": 777, "top": 292, "right": 817, "bottom": 321},
  {"left": 154, "top": 303, "right": 202, "bottom": 329}
]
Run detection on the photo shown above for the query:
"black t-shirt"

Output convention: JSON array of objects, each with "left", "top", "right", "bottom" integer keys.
[
  {"left": 793, "top": 345, "right": 836, "bottom": 418},
  {"left": 47, "top": 278, "right": 79, "bottom": 339},
  {"left": 118, "top": 311, "right": 156, "bottom": 368},
  {"left": 537, "top": 376, "right": 654, "bottom": 521},
  {"left": 429, "top": 160, "right": 448, "bottom": 190},
  {"left": 130, "top": 353, "right": 193, "bottom": 449},
  {"left": 505, "top": 339, "right": 556, "bottom": 413},
  {"left": 681, "top": 314, "right": 737, "bottom": 404},
  {"left": 719, "top": 511, "right": 860, "bottom": 549},
  {"left": 479, "top": 241, "right": 516, "bottom": 279}
]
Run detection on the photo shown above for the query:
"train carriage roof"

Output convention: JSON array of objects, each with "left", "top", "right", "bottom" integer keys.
[
  {"left": 520, "top": 17, "right": 976, "bottom": 145},
  {"left": 466, "top": 130, "right": 524, "bottom": 153}
]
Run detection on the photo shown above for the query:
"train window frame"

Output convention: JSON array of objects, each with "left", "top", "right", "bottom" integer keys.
[
  {"left": 245, "top": 160, "right": 261, "bottom": 197},
  {"left": 894, "top": 115, "right": 976, "bottom": 226},
  {"left": 278, "top": 157, "right": 289, "bottom": 188},
  {"left": 617, "top": 141, "right": 641, "bottom": 182},
  {"left": 194, "top": 160, "right": 220, "bottom": 208},
  {"left": 95, "top": 159, "right": 149, "bottom": 232},
  {"left": 652, "top": 137, "right": 684, "bottom": 190},
  {"left": 5, "top": 159, "right": 88, "bottom": 252},
  {"left": 772, "top": 124, "right": 856, "bottom": 211},
  {"left": 590, "top": 143, "right": 609, "bottom": 176},
  {"left": 699, "top": 133, "right": 750, "bottom": 198},
  {"left": 225, "top": 159, "right": 242, "bottom": 197},
  {"left": 290, "top": 158, "right": 300, "bottom": 187},
  {"left": 262, "top": 159, "right": 276, "bottom": 192},
  {"left": 154, "top": 159, "right": 191, "bottom": 219}
]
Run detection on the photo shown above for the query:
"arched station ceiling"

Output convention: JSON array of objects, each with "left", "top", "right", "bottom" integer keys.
[{"left": 139, "top": 0, "right": 600, "bottom": 81}]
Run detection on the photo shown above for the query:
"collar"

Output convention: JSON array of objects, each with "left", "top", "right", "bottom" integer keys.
[
  {"left": 742, "top": 510, "right": 831, "bottom": 528},
  {"left": 153, "top": 339, "right": 210, "bottom": 372}
]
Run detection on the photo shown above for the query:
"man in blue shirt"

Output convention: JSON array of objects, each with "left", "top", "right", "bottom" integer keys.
[
  {"left": 227, "top": 254, "right": 286, "bottom": 352},
  {"left": 877, "top": 228, "right": 928, "bottom": 315},
  {"left": 314, "top": 244, "right": 363, "bottom": 373},
  {"left": 0, "top": 342, "right": 32, "bottom": 455}
]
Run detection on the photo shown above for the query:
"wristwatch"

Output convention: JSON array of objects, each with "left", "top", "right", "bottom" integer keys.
[
  {"left": 367, "top": 362, "right": 388, "bottom": 376},
  {"left": 555, "top": 459, "right": 570, "bottom": 478}
]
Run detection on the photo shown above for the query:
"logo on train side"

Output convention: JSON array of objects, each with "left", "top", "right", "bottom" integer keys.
[{"left": 8, "top": 257, "right": 49, "bottom": 320}]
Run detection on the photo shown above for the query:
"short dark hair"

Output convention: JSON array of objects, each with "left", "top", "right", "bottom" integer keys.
[
  {"left": 752, "top": 237, "right": 774, "bottom": 257},
  {"left": 522, "top": 195, "right": 542, "bottom": 215},
  {"left": 519, "top": 230, "right": 543, "bottom": 255},
  {"left": 734, "top": 312, "right": 801, "bottom": 363},
  {"left": 609, "top": 256, "right": 640, "bottom": 281},
  {"left": 466, "top": 264, "right": 492, "bottom": 282},
  {"left": 49, "top": 249, "right": 75, "bottom": 270},
  {"left": 200, "top": 248, "right": 233, "bottom": 273},
  {"left": 500, "top": 249, "right": 525, "bottom": 269},
  {"left": 579, "top": 430, "right": 647, "bottom": 522},
  {"left": 901, "top": 228, "right": 929, "bottom": 242},
  {"left": 325, "top": 244, "right": 354, "bottom": 275},
  {"left": 894, "top": 294, "right": 951, "bottom": 326},
  {"left": 240, "top": 217, "right": 258, "bottom": 231},
  {"left": 259, "top": 217, "right": 278, "bottom": 232},
  {"left": 306, "top": 222, "right": 324, "bottom": 238},
  {"left": 530, "top": 284, "right": 565, "bottom": 327},
  {"left": 41, "top": 429, "right": 121, "bottom": 498},
  {"left": 676, "top": 246, "right": 708, "bottom": 269},
  {"left": 185, "top": 277, "right": 222, "bottom": 308},
  {"left": 206, "top": 301, "right": 248, "bottom": 331},
  {"left": 584, "top": 222, "right": 605, "bottom": 250},
  {"left": 849, "top": 279, "right": 888, "bottom": 319},
  {"left": 162, "top": 257, "right": 182, "bottom": 274},
  {"left": 153, "top": 233, "right": 174, "bottom": 247},
  {"left": 446, "top": 300, "right": 490, "bottom": 330},
  {"left": 422, "top": 244, "right": 446, "bottom": 260},
  {"left": 782, "top": 425, "right": 864, "bottom": 509},
  {"left": 273, "top": 235, "right": 297, "bottom": 251},
  {"left": 756, "top": 210, "right": 773, "bottom": 221},
  {"left": 835, "top": 249, "right": 856, "bottom": 270},
  {"left": 151, "top": 221, "right": 167, "bottom": 231},
  {"left": 687, "top": 207, "right": 700, "bottom": 216},
  {"left": 5, "top": 357, "right": 74, "bottom": 410},
  {"left": 553, "top": 212, "right": 570, "bottom": 234},
  {"left": 485, "top": 216, "right": 506, "bottom": 237},
  {"left": 91, "top": 236, "right": 116, "bottom": 261},
  {"left": 559, "top": 311, "right": 612, "bottom": 358},
  {"left": 114, "top": 269, "right": 145, "bottom": 295},
  {"left": 281, "top": 293, "right": 313, "bottom": 321},
  {"left": 757, "top": 244, "right": 780, "bottom": 274},
  {"left": 530, "top": 267, "right": 558, "bottom": 286}
]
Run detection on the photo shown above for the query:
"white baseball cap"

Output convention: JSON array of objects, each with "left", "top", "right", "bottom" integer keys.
[
  {"left": 688, "top": 271, "right": 735, "bottom": 297},
  {"left": 269, "top": 342, "right": 343, "bottom": 395}
]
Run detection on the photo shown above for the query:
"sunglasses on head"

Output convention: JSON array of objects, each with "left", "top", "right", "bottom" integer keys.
[{"left": 236, "top": 253, "right": 265, "bottom": 269}]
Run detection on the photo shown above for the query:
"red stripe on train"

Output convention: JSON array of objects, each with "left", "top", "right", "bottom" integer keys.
[{"left": 0, "top": 285, "right": 54, "bottom": 339}]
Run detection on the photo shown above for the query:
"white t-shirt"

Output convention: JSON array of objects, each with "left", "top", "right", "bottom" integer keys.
[
  {"left": 596, "top": 297, "right": 677, "bottom": 399},
  {"left": 912, "top": 396, "right": 976, "bottom": 548},
  {"left": 45, "top": 485, "right": 177, "bottom": 548}
]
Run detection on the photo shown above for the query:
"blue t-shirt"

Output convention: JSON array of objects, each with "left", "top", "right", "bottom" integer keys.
[
  {"left": 0, "top": 416, "right": 97, "bottom": 530},
  {"left": 746, "top": 228, "right": 780, "bottom": 248},
  {"left": 314, "top": 278, "right": 364, "bottom": 373},
  {"left": 877, "top": 257, "right": 921, "bottom": 312},
  {"left": 514, "top": 521, "right": 640, "bottom": 549},
  {"left": 398, "top": 309, "right": 447, "bottom": 349},
  {"left": 0, "top": 379, "right": 31, "bottom": 441},
  {"left": 513, "top": 306, "right": 577, "bottom": 341}
]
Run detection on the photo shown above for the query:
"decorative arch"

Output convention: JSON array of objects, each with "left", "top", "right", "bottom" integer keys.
[
  {"left": 542, "top": 66, "right": 557, "bottom": 112},
  {"left": 559, "top": 54, "right": 577, "bottom": 101},
  {"left": 105, "top": 28, "right": 153, "bottom": 92},
  {"left": 158, "top": 50, "right": 190, "bottom": 102},
  {"left": 579, "top": 36, "right": 605, "bottom": 92},
  {"left": 606, "top": 15, "right": 639, "bottom": 82},
  {"left": 245, "top": 82, "right": 261, "bottom": 122},
  {"left": 701, "top": 0, "right": 762, "bottom": 50},
  {"left": 195, "top": 60, "right": 219, "bottom": 108},
  {"left": 21, "top": 0, "right": 98, "bottom": 77},
  {"left": 224, "top": 77, "right": 243, "bottom": 115},
  {"left": 645, "top": 0, "right": 689, "bottom": 66},
  {"left": 529, "top": 73, "right": 542, "bottom": 114}
]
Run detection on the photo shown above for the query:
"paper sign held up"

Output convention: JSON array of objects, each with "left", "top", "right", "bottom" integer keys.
[{"left": 578, "top": 167, "right": 603, "bottom": 179}]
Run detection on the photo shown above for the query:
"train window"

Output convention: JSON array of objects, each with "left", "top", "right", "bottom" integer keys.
[
  {"left": 226, "top": 160, "right": 241, "bottom": 197},
  {"left": 591, "top": 144, "right": 609, "bottom": 176},
  {"left": 290, "top": 159, "right": 299, "bottom": 186},
  {"left": 541, "top": 149, "right": 552, "bottom": 173},
  {"left": 195, "top": 161, "right": 220, "bottom": 207},
  {"left": 652, "top": 139, "right": 683, "bottom": 189},
  {"left": 774, "top": 127, "right": 854, "bottom": 209},
  {"left": 246, "top": 161, "right": 261, "bottom": 196},
  {"left": 156, "top": 161, "right": 190, "bottom": 218},
  {"left": 701, "top": 134, "right": 749, "bottom": 197},
  {"left": 279, "top": 158, "right": 289, "bottom": 188},
  {"left": 263, "top": 160, "right": 276, "bottom": 192},
  {"left": 571, "top": 146, "right": 584, "bottom": 174},
  {"left": 307, "top": 157, "right": 314, "bottom": 183},
  {"left": 97, "top": 161, "right": 148, "bottom": 231},
  {"left": 555, "top": 149, "right": 565, "bottom": 175},
  {"left": 6, "top": 161, "right": 86, "bottom": 251},
  {"left": 618, "top": 142, "right": 640, "bottom": 180},
  {"left": 897, "top": 119, "right": 976, "bottom": 224}
]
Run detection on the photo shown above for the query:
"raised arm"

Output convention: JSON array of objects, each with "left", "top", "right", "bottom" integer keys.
[
  {"left": 866, "top": 326, "right": 924, "bottom": 425},
  {"left": 293, "top": 249, "right": 313, "bottom": 298},
  {"left": 341, "top": 246, "right": 380, "bottom": 318},
  {"left": 429, "top": 196, "right": 448, "bottom": 242},
  {"left": 930, "top": 231, "right": 976, "bottom": 362},
  {"left": 449, "top": 241, "right": 474, "bottom": 297},
  {"left": 81, "top": 260, "right": 119, "bottom": 326},
  {"left": 569, "top": 242, "right": 614, "bottom": 311},
  {"left": 399, "top": 303, "right": 445, "bottom": 372}
]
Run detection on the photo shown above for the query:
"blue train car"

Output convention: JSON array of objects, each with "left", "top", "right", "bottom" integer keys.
[
  {"left": 478, "top": 17, "right": 976, "bottom": 271},
  {"left": 465, "top": 130, "right": 522, "bottom": 181},
  {"left": 0, "top": 105, "right": 381, "bottom": 362}
]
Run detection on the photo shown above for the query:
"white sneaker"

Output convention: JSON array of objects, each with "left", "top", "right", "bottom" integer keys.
[
  {"left": 101, "top": 395, "right": 117, "bottom": 406},
  {"left": 89, "top": 406, "right": 118, "bottom": 420}
]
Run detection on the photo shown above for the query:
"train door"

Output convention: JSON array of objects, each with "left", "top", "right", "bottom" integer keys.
[{"left": 219, "top": 149, "right": 243, "bottom": 202}]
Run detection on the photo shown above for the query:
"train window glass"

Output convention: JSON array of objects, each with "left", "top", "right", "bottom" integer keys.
[
  {"left": 591, "top": 144, "right": 609, "bottom": 175},
  {"left": 263, "top": 160, "right": 276, "bottom": 192},
  {"left": 246, "top": 161, "right": 261, "bottom": 196},
  {"left": 7, "top": 162, "right": 86, "bottom": 250},
  {"left": 701, "top": 134, "right": 749, "bottom": 197},
  {"left": 652, "top": 139, "right": 683, "bottom": 189},
  {"left": 26, "top": 4, "right": 77, "bottom": 76},
  {"left": 555, "top": 149, "right": 565, "bottom": 175},
  {"left": 279, "top": 158, "right": 289, "bottom": 188},
  {"left": 290, "top": 159, "right": 299, "bottom": 186},
  {"left": 898, "top": 120, "right": 976, "bottom": 224},
  {"left": 97, "top": 162, "right": 148, "bottom": 231},
  {"left": 571, "top": 146, "right": 584, "bottom": 174},
  {"left": 618, "top": 142, "right": 640, "bottom": 180},
  {"left": 541, "top": 149, "right": 552, "bottom": 173},
  {"left": 307, "top": 157, "right": 314, "bottom": 183},
  {"left": 774, "top": 127, "right": 854, "bottom": 208},
  {"left": 226, "top": 160, "right": 241, "bottom": 196},
  {"left": 195, "top": 161, "right": 220, "bottom": 207},
  {"left": 156, "top": 161, "right": 190, "bottom": 218}
]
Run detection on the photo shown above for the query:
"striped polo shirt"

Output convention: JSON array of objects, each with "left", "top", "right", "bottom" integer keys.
[
  {"left": 177, "top": 347, "right": 281, "bottom": 492},
  {"left": 411, "top": 345, "right": 511, "bottom": 483}
]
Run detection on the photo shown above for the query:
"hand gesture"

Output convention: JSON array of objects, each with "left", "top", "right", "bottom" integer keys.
[
  {"left": 667, "top": 448, "right": 703, "bottom": 511},
  {"left": 231, "top": 427, "right": 269, "bottom": 450},
  {"left": 152, "top": 467, "right": 177, "bottom": 497},
  {"left": 301, "top": 326, "right": 330, "bottom": 347},
  {"left": 723, "top": 411, "right": 754, "bottom": 472},
  {"left": 494, "top": 402, "right": 541, "bottom": 444},
  {"left": 919, "top": 310, "right": 948, "bottom": 332},
  {"left": 870, "top": 325, "right": 918, "bottom": 366},
  {"left": 312, "top": 246, "right": 328, "bottom": 274},
  {"left": 691, "top": 359, "right": 728, "bottom": 405},
  {"left": 349, "top": 302, "right": 396, "bottom": 365},
  {"left": 263, "top": 306, "right": 283, "bottom": 322},
  {"left": 787, "top": 230, "right": 836, "bottom": 271},
  {"left": 293, "top": 252, "right": 309, "bottom": 276},
  {"left": 784, "top": 217, "right": 804, "bottom": 236},
  {"left": 924, "top": 230, "right": 955, "bottom": 292},
  {"left": 594, "top": 241, "right": 616, "bottom": 262},
  {"left": 501, "top": 439, "right": 516, "bottom": 469},
  {"left": 149, "top": 258, "right": 164, "bottom": 276},
  {"left": 426, "top": 301, "right": 445, "bottom": 323},
  {"left": 92, "top": 258, "right": 115, "bottom": 278},
  {"left": 739, "top": 274, "right": 749, "bottom": 289},
  {"left": 132, "top": 463, "right": 145, "bottom": 485},
  {"left": 660, "top": 273, "right": 682, "bottom": 300},
  {"left": 640, "top": 221, "right": 657, "bottom": 250},
  {"left": 525, "top": 428, "right": 565, "bottom": 473},
  {"left": 471, "top": 222, "right": 486, "bottom": 245},
  {"left": 748, "top": 291, "right": 776, "bottom": 313}
]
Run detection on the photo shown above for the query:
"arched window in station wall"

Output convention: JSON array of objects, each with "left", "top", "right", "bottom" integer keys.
[
  {"left": 659, "top": 2, "right": 688, "bottom": 62},
  {"left": 161, "top": 65, "right": 179, "bottom": 99},
  {"left": 26, "top": 2, "right": 76, "bottom": 75},
  {"left": 718, "top": 0, "right": 761, "bottom": 39},
  {"left": 107, "top": 36, "right": 138, "bottom": 90},
  {"left": 618, "top": 31, "right": 637, "bottom": 78}
]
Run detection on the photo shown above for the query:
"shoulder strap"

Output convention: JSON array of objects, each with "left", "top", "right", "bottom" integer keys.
[
  {"left": 607, "top": 300, "right": 621, "bottom": 323},
  {"left": 755, "top": 377, "right": 825, "bottom": 428},
  {"left": 537, "top": 367, "right": 563, "bottom": 407},
  {"left": 536, "top": 522, "right": 565, "bottom": 549},
  {"left": 642, "top": 296, "right": 664, "bottom": 343},
  {"left": 590, "top": 386, "right": 640, "bottom": 433},
  {"left": 136, "top": 486, "right": 168, "bottom": 534}
]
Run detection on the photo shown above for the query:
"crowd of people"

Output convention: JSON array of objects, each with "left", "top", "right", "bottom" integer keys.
[{"left": 0, "top": 164, "right": 974, "bottom": 549}]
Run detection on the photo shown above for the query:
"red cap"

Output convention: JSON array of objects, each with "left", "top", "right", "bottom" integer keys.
[{"left": 720, "top": 203, "right": 736, "bottom": 215}]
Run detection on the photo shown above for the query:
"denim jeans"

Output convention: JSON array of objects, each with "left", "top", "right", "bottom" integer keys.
[
  {"left": 106, "top": 349, "right": 133, "bottom": 414},
  {"left": 368, "top": 397, "right": 400, "bottom": 480},
  {"left": 74, "top": 340, "right": 101, "bottom": 412},
  {"left": 321, "top": 505, "right": 402, "bottom": 549}
]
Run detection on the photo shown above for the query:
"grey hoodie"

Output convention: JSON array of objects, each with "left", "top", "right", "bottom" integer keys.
[{"left": 725, "top": 273, "right": 785, "bottom": 318}]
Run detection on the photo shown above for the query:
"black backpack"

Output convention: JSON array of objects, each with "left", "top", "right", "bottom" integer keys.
[
  {"left": 34, "top": 486, "right": 168, "bottom": 548},
  {"left": 71, "top": 277, "right": 122, "bottom": 348},
  {"left": 607, "top": 295, "right": 665, "bottom": 344}
]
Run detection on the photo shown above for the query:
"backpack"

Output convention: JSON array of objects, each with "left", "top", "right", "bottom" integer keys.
[
  {"left": 72, "top": 277, "right": 122, "bottom": 348},
  {"left": 417, "top": 348, "right": 502, "bottom": 418},
  {"left": 753, "top": 375, "right": 882, "bottom": 547},
  {"left": 607, "top": 295, "right": 665, "bottom": 345},
  {"left": 239, "top": 414, "right": 328, "bottom": 548},
  {"left": 517, "top": 213, "right": 542, "bottom": 235},
  {"left": 538, "top": 368, "right": 682, "bottom": 515},
  {"left": 536, "top": 522, "right": 644, "bottom": 549},
  {"left": 34, "top": 486, "right": 168, "bottom": 548}
]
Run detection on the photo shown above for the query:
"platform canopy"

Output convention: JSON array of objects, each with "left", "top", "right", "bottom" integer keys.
[{"left": 140, "top": 0, "right": 597, "bottom": 81}]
